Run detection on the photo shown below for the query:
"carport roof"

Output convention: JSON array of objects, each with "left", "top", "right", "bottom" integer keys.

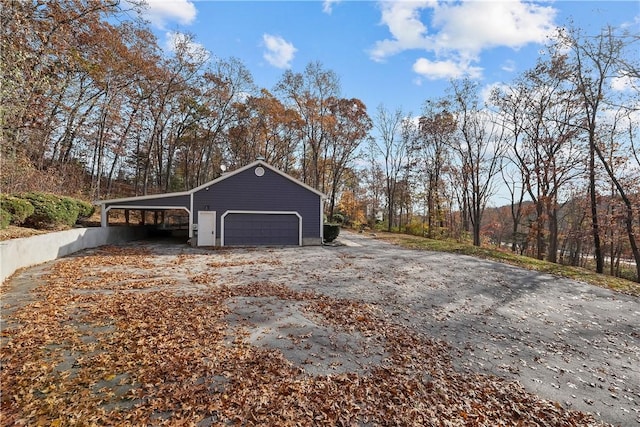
[{"left": 95, "top": 160, "right": 327, "bottom": 206}]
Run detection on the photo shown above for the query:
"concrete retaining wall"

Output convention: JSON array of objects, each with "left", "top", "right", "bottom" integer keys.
[{"left": 1, "top": 226, "right": 148, "bottom": 284}]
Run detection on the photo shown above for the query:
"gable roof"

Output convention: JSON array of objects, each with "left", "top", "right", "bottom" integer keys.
[
  {"left": 96, "top": 160, "right": 326, "bottom": 205},
  {"left": 191, "top": 160, "right": 326, "bottom": 198}
]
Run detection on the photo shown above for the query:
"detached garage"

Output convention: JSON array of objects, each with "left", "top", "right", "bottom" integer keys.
[{"left": 97, "top": 160, "right": 326, "bottom": 246}]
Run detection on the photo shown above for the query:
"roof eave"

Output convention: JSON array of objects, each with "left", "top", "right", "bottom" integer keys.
[{"left": 94, "top": 190, "right": 190, "bottom": 206}]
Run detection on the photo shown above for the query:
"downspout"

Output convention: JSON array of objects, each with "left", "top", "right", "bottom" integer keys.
[
  {"left": 189, "top": 193, "right": 194, "bottom": 239},
  {"left": 320, "top": 196, "right": 324, "bottom": 244}
]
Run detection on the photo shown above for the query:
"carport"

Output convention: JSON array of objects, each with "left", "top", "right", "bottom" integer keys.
[
  {"left": 98, "top": 195, "right": 191, "bottom": 226},
  {"left": 96, "top": 160, "right": 326, "bottom": 246}
]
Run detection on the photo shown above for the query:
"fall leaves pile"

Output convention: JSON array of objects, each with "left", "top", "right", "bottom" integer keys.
[{"left": 1, "top": 245, "right": 607, "bottom": 426}]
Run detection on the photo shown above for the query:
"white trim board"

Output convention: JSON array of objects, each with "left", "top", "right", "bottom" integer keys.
[{"left": 102, "top": 205, "right": 191, "bottom": 227}]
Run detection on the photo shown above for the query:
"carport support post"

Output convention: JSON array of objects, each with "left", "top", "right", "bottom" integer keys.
[
  {"left": 124, "top": 209, "right": 130, "bottom": 226},
  {"left": 100, "top": 205, "right": 108, "bottom": 227}
]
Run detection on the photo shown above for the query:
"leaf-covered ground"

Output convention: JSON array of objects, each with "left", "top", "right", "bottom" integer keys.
[
  {"left": 0, "top": 225, "right": 51, "bottom": 241},
  {"left": 1, "top": 244, "right": 612, "bottom": 426}
]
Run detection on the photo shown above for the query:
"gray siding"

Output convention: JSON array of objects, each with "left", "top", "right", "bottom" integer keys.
[
  {"left": 194, "top": 165, "right": 321, "bottom": 241},
  {"left": 105, "top": 194, "right": 190, "bottom": 209},
  {"left": 224, "top": 213, "right": 299, "bottom": 246}
]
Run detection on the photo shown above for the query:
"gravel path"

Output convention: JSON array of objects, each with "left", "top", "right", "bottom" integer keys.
[{"left": 2, "top": 230, "right": 638, "bottom": 425}]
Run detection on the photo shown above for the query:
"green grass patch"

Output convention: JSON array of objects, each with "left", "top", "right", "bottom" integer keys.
[{"left": 376, "top": 232, "right": 640, "bottom": 297}]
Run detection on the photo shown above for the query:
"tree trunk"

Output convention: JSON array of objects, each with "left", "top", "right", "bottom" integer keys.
[
  {"left": 547, "top": 206, "right": 558, "bottom": 263},
  {"left": 472, "top": 224, "right": 481, "bottom": 246},
  {"left": 386, "top": 179, "right": 394, "bottom": 232},
  {"left": 593, "top": 143, "right": 640, "bottom": 281},
  {"left": 622, "top": 201, "right": 640, "bottom": 282},
  {"left": 535, "top": 202, "right": 545, "bottom": 260},
  {"left": 589, "top": 140, "right": 604, "bottom": 273}
]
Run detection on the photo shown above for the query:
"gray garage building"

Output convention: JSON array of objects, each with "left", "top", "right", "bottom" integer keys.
[{"left": 97, "top": 160, "right": 326, "bottom": 246}]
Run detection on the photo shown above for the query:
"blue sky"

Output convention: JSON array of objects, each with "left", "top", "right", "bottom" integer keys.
[{"left": 135, "top": 0, "right": 639, "bottom": 116}]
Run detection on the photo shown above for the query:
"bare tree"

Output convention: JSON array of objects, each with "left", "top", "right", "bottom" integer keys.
[
  {"left": 417, "top": 100, "right": 455, "bottom": 238},
  {"left": 490, "top": 81, "right": 532, "bottom": 253},
  {"left": 324, "top": 98, "right": 372, "bottom": 218},
  {"left": 275, "top": 62, "right": 340, "bottom": 191},
  {"left": 449, "top": 79, "right": 506, "bottom": 246},
  {"left": 593, "top": 106, "right": 640, "bottom": 281},
  {"left": 370, "top": 105, "right": 412, "bottom": 231},
  {"left": 553, "top": 25, "right": 640, "bottom": 278},
  {"left": 554, "top": 25, "right": 624, "bottom": 273},
  {"left": 361, "top": 148, "right": 386, "bottom": 227},
  {"left": 494, "top": 58, "right": 584, "bottom": 261}
]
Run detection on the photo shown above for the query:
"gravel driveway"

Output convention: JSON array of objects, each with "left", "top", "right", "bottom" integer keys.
[
  {"left": 218, "top": 229, "right": 639, "bottom": 425},
  {"left": 325, "top": 231, "right": 640, "bottom": 426},
  {"left": 2, "top": 230, "right": 638, "bottom": 425}
]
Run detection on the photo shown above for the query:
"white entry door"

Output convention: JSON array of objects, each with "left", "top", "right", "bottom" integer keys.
[{"left": 197, "top": 211, "right": 216, "bottom": 246}]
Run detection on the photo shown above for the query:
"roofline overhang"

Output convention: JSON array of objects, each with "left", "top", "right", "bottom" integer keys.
[{"left": 94, "top": 190, "right": 190, "bottom": 206}]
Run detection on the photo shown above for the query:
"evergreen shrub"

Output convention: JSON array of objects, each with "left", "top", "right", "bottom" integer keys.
[
  {"left": 331, "top": 213, "right": 345, "bottom": 224},
  {"left": 323, "top": 223, "right": 340, "bottom": 243},
  {"left": 61, "top": 196, "right": 81, "bottom": 223},
  {"left": 75, "top": 199, "right": 95, "bottom": 219},
  {"left": 0, "top": 208, "right": 10, "bottom": 229},
  {"left": 22, "top": 192, "right": 79, "bottom": 229},
  {"left": 0, "top": 194, "right": 35, "bottom": 225}
]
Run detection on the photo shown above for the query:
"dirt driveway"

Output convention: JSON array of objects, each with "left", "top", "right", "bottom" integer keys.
[{"left": 1, "top": 230, "right": 638, "bottom": 426}]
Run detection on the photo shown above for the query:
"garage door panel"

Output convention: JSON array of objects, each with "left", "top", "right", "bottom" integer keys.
[{"left": 224, "top": 213, "right": 299, "bottom": 246}]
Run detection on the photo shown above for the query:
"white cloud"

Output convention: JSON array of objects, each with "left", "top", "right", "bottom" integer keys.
[
  {"left": 481, "top": 82, "right": 510, "bottom": 105},
  {"left": 611, "top": 73, "right": 639, "bottom": 92},
  {"left": 620, "top": 13, "right": 640, "bottom": 30},
  {"left": 413, "top": 57, "right": 482, "bottom": 80},
  {"left": 262, "top": 34, "right": 297, "bottom": 69},
  {"left": 431, "top": 1, "right": 556, "bottom": 59},
  {"left": 371, "top": 0, "right": 557, "bottom": 81},
  {"left": 138, "top": 0, "right": 197, "bottom": 29},
  {"left": 369, "top": 1, "right": 435, "bottom": 62},
  {"left": 323, "top": 0, "right": 341, "bottom": 14},
  {"left": 501, "top": 59, "right": 516, "bottom": 73},
  {"left": 165, "top": 31, "right": 210, "bottom": 63}
]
